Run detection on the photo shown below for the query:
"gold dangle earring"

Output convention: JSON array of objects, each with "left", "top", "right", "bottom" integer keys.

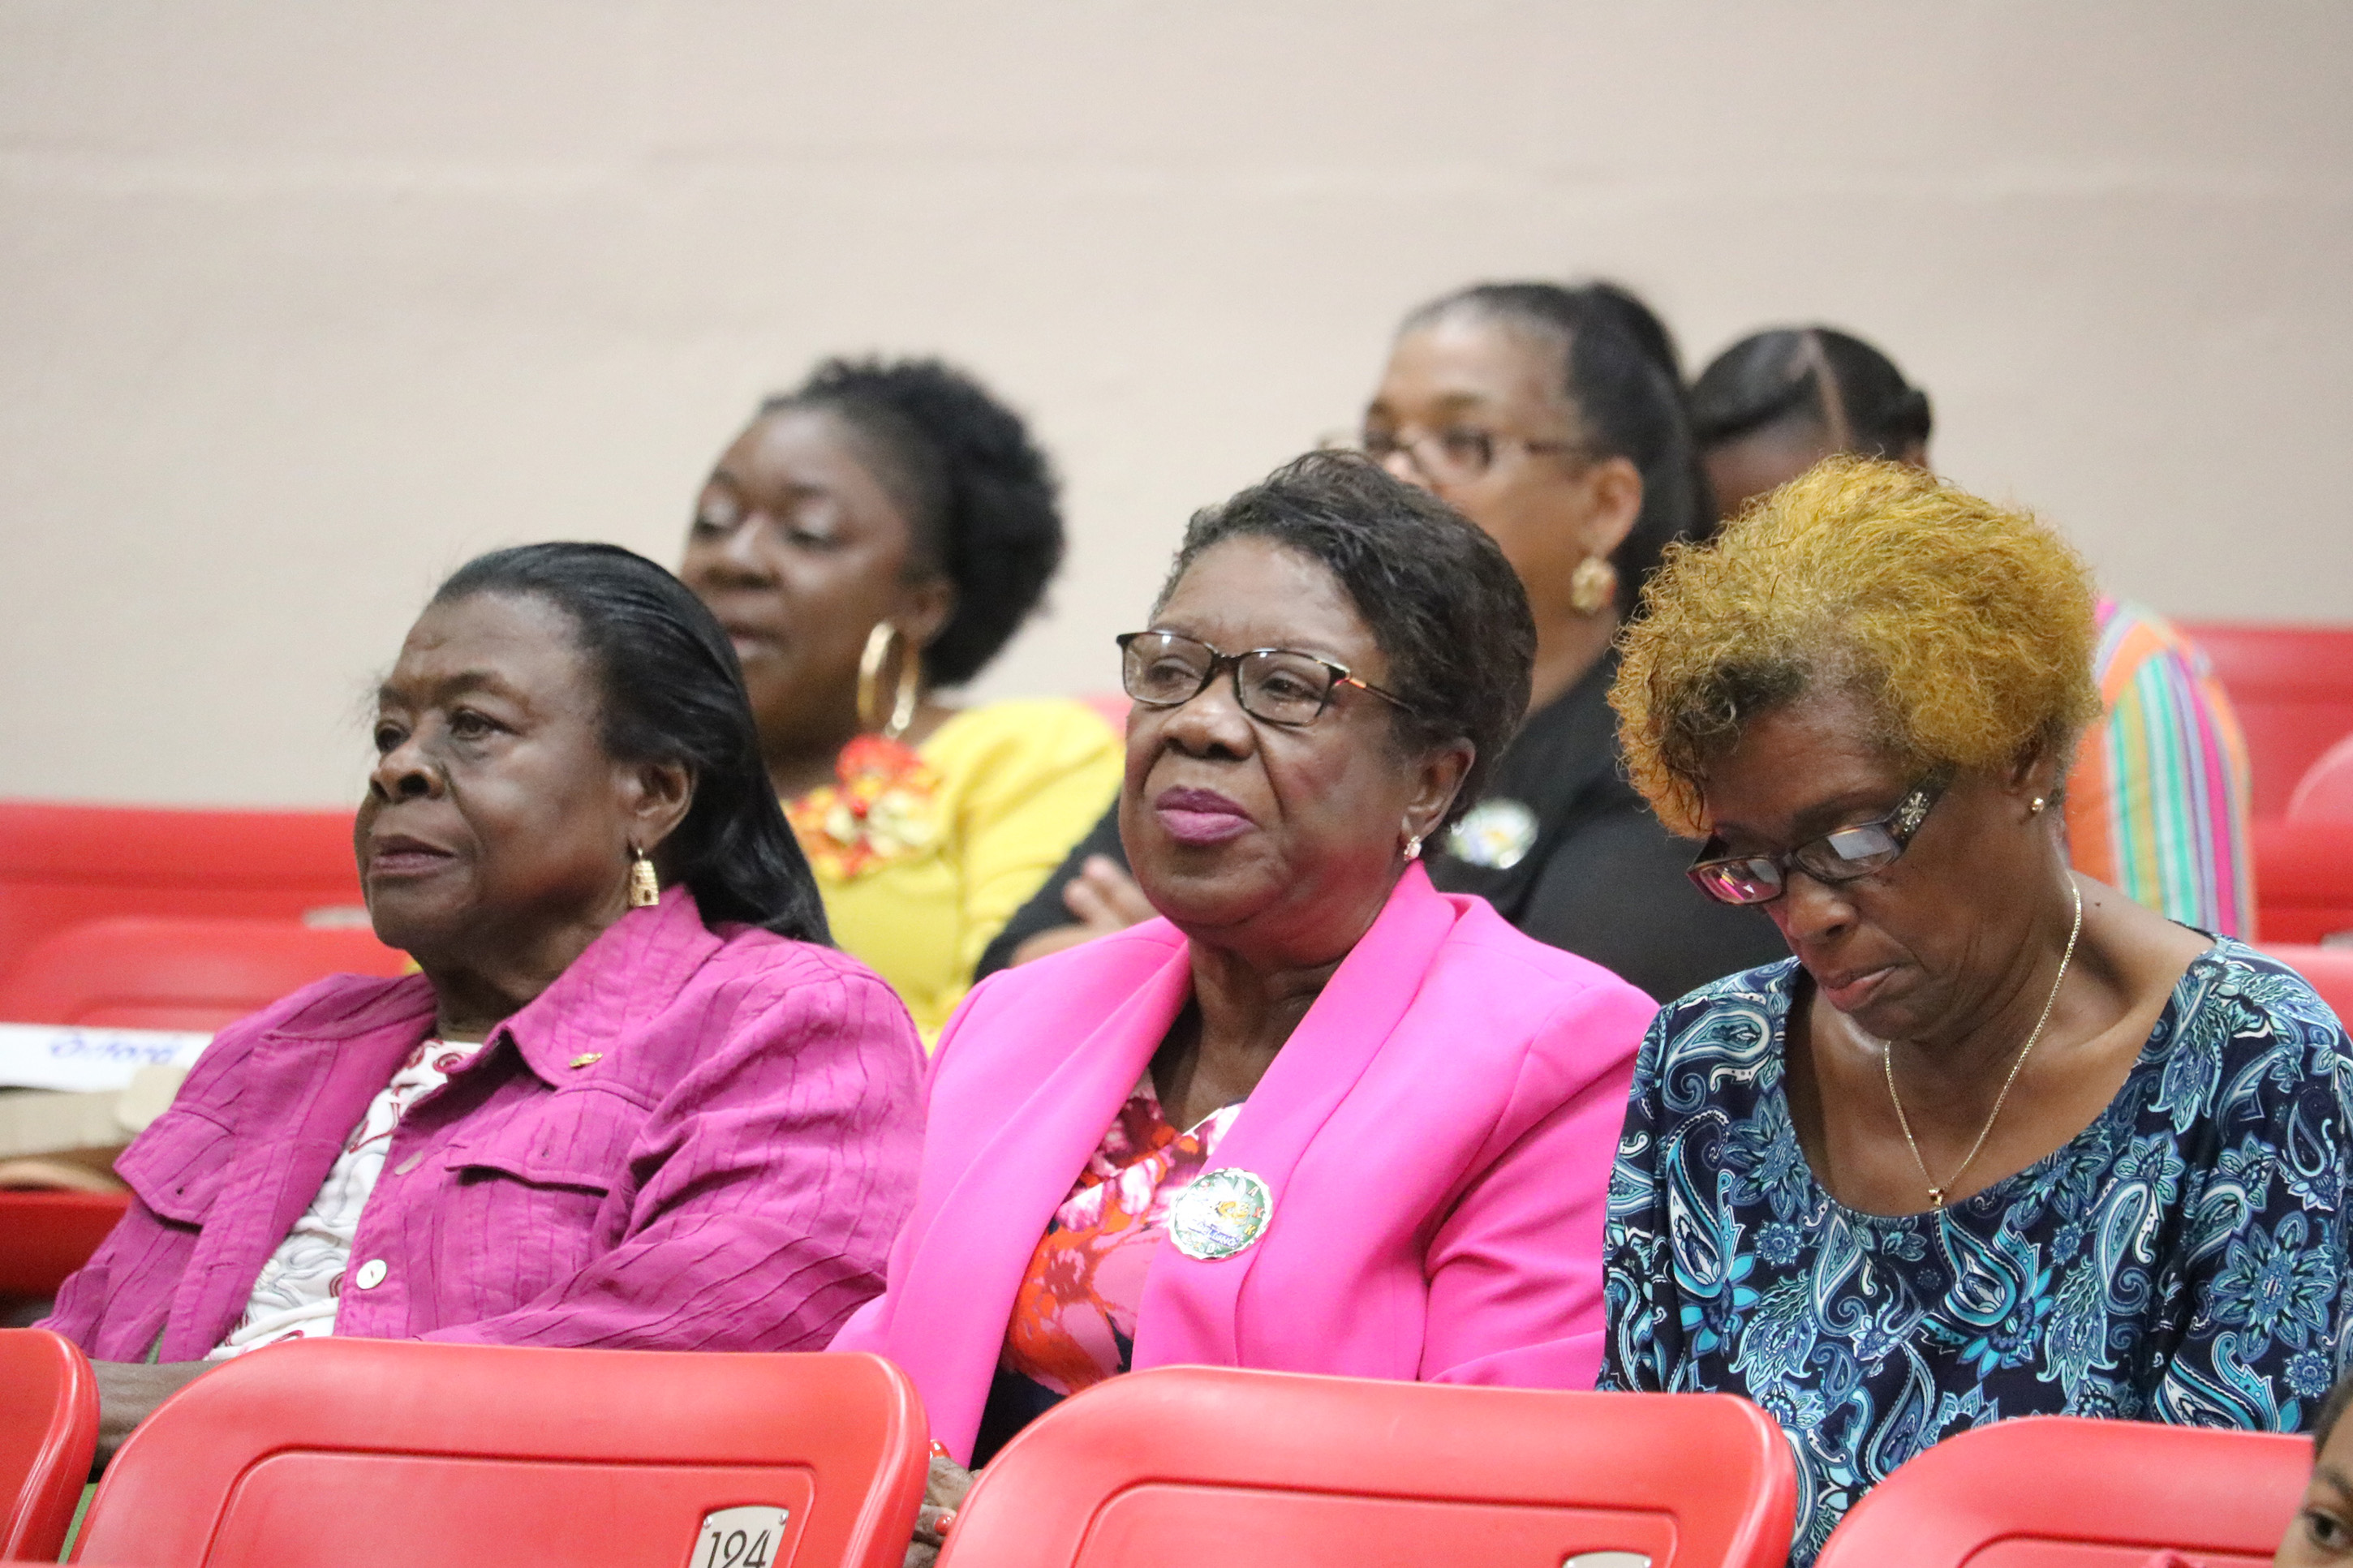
[
  {"left": 857, "top": 622, "right": 923, "bottom": 741},
  {"left": 856, "top": 622, "right": 898, "bottom": 733},
  {"left": 1568, "top": 556, "right": 1618, "bottom": 616},
  {"left": 628, "top": 844, "right": 661, "bottom": 909}
]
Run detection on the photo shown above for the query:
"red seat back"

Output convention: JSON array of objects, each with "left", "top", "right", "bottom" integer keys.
[
  {"left": 1078, "top": 691, "right": 1132, "bottom": 732},
  {"left": 0, "top": 916, "right": 406, "bottom": 1029},
  {"left": 2179, "top": 623, "right": 2353, "bottom": 819},
  {"left": 2257, "top": 943, "right": 2353, "bottom": 1026},
  {"left": 78, "top": 1339, "right": 927, "bottom": 1568},
  {"left": 2291, "top": 731, "right": 2353, "bottom": 820},
  {"left": 0, "top": 1329, "right": 98, "bottom": 1562},
  {"left": 939, "top": 1368, "right": 1796, "bottom": 1568},
  {"left": 0, "top": 801, "right": 365, "bottom": 985},
  {"left": 0, "top": 1191, "right": 132, "bottom": 1296},
  {"left": 2252, "top": 818, "right": 2353, "bottom": 945},
  {"left": 1813, "top": 1415, "right": 2308, "bottom": 1567}
]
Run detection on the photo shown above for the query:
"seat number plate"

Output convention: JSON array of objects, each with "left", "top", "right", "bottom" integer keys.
[{"left": 695, "top": 1506, "right": 789, "bottom": 1568}]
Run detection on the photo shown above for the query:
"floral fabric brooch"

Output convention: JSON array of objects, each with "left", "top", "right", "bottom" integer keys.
[{"left": 786, "top": 734, "right": 941, "bottom": 881}]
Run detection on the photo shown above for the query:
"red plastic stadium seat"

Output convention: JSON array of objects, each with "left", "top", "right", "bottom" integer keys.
[
  {"left": 2252, "top": 818, "right": 2353, "bottom": 946},
  {"left": 2178, "top": 622, "right": 2353, "bottom": 820},
  {"left": 1813, "top": 1415, "right": 2309, "bottom": 1567},
  {"left": 0, "top": 1191, "right": 131, "bottom": 1296},
  {"left": 1079, "top": 690, "right": 1132, "bottom": 732},
  {"left": 2259, "top": 943, "right": 2353, "bottom": 1026},
  {"left": 77, "top": 1339, "right": 927, "bottom": 1568},
  {"left": 938, "top": 1368, "right": 1796, "bottom": 1568},
  {"left": 0, "top": 801, "right": 365, "bottom": 983},
  {"left": 0, "top": 1329, "right": 98, "bottom": 1562},
  {"left": 2291, "top": 731, "right": 2353, "bottom": 820},
  {"left": 0, "top": 916, "right": 406, "bottom": 1029}
]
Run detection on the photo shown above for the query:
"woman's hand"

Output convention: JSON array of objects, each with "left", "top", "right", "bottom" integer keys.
[
  {"left": 1065, "top": 857, "right": 1155, "bottom": 930},
  {"left": 92, "top": 1360, "right": 213, "bottom": 1470},
  {"left": 1008, "top": 857, "right": 1156, "bottom": 967},
  {"left": 904, "top": 1450, "right": 974, "bottom": 1568}
]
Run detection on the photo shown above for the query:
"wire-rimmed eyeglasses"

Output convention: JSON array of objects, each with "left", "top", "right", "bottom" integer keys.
[
  {"left": 1686, "top": 779, "right": 1945, "bottom": 906},
  {"left": 1116, "top": 630, "right": 1409, "bottom": 728}
]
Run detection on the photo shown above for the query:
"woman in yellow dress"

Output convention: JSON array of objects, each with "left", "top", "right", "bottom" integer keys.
[{"left": 681, "top": 357, "right": 1121, "bottom": 1037}]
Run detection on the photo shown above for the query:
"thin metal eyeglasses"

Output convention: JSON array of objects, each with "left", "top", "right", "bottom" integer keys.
[
  {"left": 1347, "top": 426, "right": 1589, "bottom": 485},
  {"left": 1116, "top": 630, "right": 1409, "bottom": 728},
  {"left": 1686, "top": 780, "right": 1945, "bottom": 906}
]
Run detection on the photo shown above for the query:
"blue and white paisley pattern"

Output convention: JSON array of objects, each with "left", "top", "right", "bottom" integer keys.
[{"left": 1598, "top": 939, "right": 2352, "bottom": 1566}]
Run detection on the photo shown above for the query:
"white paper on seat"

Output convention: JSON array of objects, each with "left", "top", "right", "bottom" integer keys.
[{"left": 0, "top": 1022, "right": 213, "bottom": 1093}]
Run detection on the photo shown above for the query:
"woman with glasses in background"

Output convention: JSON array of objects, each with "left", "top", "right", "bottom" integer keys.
[
  {"left": 1599, "top": 458, "right": 2351, "bottom": 1566},
  {"left": 836, "top": 454, "right": 1656, "bottom": 1560},
  {"left": 983, "top": 281, "right": 1783, "bottom": 1005}
]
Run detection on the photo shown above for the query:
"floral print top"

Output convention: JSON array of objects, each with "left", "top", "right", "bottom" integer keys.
[
  {"left": 786, "top": 734, "right": 942, "bottom": 883},
  {"left": 1598, "top": 939, "right": 2352, "bottom": 1566},
  {"left": 1000, "top": 1076, "right": 1245, "bottom": 1396}
]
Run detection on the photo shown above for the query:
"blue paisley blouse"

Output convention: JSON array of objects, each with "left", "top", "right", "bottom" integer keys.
[{"left": 1598, "top": 940, "right": 2351, "bottom": 1566}]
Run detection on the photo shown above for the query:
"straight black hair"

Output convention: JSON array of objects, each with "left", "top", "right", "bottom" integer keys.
[{"left": 431, "top": 542, "right": 829, "bottom": 944}]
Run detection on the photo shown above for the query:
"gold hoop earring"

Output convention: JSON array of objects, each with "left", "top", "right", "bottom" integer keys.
[
  {"left": 1568, "top": 556, "right": 1618, "bottom": 616},
  {"left": 628, "top": 844, "right": 660, "bottom": 909},
  {"left": 858, "top": 622, "right": 923, "bottom": 740}
]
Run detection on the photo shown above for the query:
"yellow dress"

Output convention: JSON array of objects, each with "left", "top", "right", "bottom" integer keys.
[{"left": 785, "top": 698, "right": 1123, "bottom": 1041}]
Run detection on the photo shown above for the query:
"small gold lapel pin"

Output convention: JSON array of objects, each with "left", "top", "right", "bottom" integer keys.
[{"left": 568, "top": 1053, "right": 604, "bottom": 1070}]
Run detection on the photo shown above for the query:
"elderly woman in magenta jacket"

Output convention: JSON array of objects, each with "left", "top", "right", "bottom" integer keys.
[
  {"left": 47, "top": 543, "right": 924, "bottom": 1466},
  {"left": 832, "top": 454, "right": 1657, "bottom": 1545}
]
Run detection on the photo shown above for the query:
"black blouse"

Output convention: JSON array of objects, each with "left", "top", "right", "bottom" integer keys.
[{"left": 1422, "top": 652, "right": 1786, "bottom": 1003}]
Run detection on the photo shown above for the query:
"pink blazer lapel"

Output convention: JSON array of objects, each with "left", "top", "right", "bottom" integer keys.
[
  {"left": 890, "top": 933, "right": 1196, "bottom": 1452},
  {"left": 1133, "top": 866, "right": 1460, "bottom": 1369}
]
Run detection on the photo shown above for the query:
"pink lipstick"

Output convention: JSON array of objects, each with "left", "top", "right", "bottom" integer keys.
[{"left": 1153, "top": 786, "right": 1254, "bottom": 847}]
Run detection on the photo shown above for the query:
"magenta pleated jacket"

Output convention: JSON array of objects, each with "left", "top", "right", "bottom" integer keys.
[
  {"left": 830, "top": 865, "right": 1658, "bottom": 1462},
  {"left": 45, "top": 888, "right": 925, "bottom": 1361}
]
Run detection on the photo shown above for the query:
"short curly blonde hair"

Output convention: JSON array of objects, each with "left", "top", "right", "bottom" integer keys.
[{"left": 1611, "top": 457, "right": 2101, "bottom": 838}]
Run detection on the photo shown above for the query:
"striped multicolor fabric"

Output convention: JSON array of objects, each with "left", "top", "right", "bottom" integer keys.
[{"left": 2063, "top": 599, "right": 2256, "bottom": 937}]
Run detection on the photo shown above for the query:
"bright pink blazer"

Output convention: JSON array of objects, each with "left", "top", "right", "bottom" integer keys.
[{"left": 830, "top": 865, "right": 1657, "bottom": 1462}]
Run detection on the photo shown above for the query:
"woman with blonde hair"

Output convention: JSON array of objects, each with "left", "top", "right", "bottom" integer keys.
[
  {"left": 1690, "top": 325, "right": 2255, "bottom": 938},
  {"left": 1599, "top": 458, "right": 2350, "bottom": 1565}
]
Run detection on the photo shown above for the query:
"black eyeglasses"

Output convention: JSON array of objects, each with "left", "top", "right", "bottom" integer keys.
[
  {"left": 1116, "top": 631, "right": 1409, "bottom": 728},
  {"left": 1686, "top": 780, "right": 1944, "bottom": 906},
  {"left": 1351, "top": 426, "right": 1589, "bottom": 485}
]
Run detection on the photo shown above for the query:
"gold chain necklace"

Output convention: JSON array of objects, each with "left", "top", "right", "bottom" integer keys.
[{"left": 1882, "top": 880, "right": 2083, "bottom": 1211}]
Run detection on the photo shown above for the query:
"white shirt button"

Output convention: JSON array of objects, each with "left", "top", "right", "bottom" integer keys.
[{"left": 355, "top": 1259, "right": 389, "bottom": 1290}]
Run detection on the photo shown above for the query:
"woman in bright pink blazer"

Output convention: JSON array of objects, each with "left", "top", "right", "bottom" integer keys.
[{"left": 832, "top": 455, "right": 1656, "bottom": 1545}]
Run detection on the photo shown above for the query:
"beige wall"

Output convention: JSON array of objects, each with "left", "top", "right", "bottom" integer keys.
[{"left": 3, "top": 2, "right": 2347, "bottom": 806}]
